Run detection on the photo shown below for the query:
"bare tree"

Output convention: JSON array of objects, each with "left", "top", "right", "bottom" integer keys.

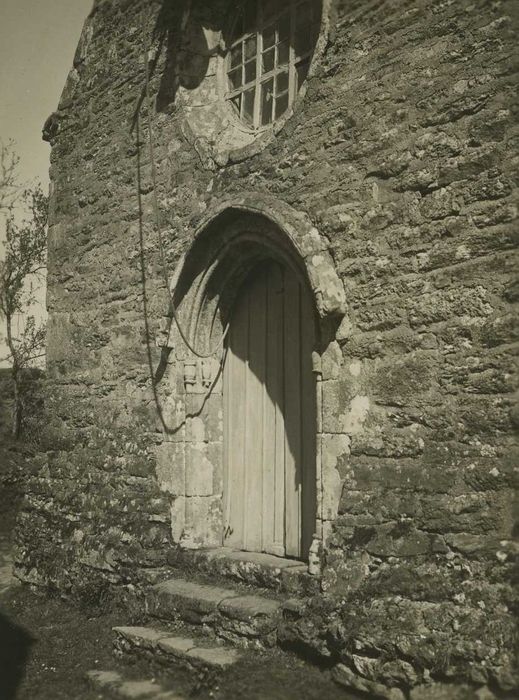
[
  {"left": 0, "top": 142, "right": 48, "bottom": 438},
  {"left": 0, "top": 140, "right": 19, "bottom": 210}
]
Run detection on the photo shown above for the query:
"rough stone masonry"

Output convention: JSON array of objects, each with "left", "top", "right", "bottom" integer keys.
[{"left": 14, "top": 0, "right": 518, "bottom": 697}]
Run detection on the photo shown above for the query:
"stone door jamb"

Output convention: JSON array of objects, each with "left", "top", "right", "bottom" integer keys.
[{"left": 163, "top": 194, "right": 347, "bottom": 570}]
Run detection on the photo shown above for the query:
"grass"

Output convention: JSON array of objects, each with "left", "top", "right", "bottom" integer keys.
[
  {"left": 0, "top": 586, "right": 121, "bottom": 700},
  {"left": 0, "top": 434, "right": 352, "bottom": 700},
  {"left": 0, "top": 582, "right": 354, "bottom": 700}
]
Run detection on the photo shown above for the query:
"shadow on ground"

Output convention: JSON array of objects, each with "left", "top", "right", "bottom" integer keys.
[{"left": 0, "top": 611, "right": 34, "bottom": 700}]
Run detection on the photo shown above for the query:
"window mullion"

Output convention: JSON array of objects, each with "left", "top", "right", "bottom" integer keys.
[
  {"left": 289, "top": 0, "right": 296, "bottom": 105},
  {"left": 271, "top": 27, "right": 278, "bottom": 123},
  {"left": 225, "top": 0, "right": 316, "bottom": 128},
  {"left": 240, "top": 39, "right": 246, "bottom": 121},
  {"left": 254, "top": 0, "right": 262, "bottom": 129}
]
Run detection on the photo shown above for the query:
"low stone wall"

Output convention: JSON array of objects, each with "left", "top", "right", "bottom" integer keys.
[
  {"left": 0, "top": 368, "right": 14, "bottom": 439},
  {"left": 0, "top": 368, "right": 45, "bottom": 442},
  {"left": 1, "top": 368, "right": 45, "bottom": 557}
]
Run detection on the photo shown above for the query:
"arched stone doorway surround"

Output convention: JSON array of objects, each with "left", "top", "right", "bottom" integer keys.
[{"left": 160, "top": 194, "right": 346, "bottom": 569}]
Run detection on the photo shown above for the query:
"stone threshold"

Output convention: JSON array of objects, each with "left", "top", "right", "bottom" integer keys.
[{"left": 166, "top": 546, "right": 321, "bottom": 596}]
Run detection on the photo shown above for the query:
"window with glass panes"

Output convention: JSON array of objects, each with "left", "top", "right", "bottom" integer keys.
[{"left": 226, "top": 0, "right": 321, "bottom": 128}]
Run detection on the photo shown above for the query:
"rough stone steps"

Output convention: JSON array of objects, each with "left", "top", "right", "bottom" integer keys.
[
  {"left": 165, "top": 546, "right": 318, "bottom": 596},
  {"left": 86, "top": 669, "right": 185, "bottom": 700},
  {"left": 145, "top": 576, "right": 285, "bottom": 648},
  {"left": 113, "top": 625, "right": 242, "bottom": 672}
]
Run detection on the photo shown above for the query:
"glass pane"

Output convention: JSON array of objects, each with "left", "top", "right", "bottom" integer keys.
[
  {"left": 228, "top": 67, "right": 242, "bottom": 90},
  {"left": 294, "top": 27, "right": 312, "bottom": 58},
  {"left": 231, "top": 13, "right": 244, "bottom": 42},
  {"left": 244, "top": 59, "right": 257, "bottom": 83},
  {"left": 230, "top": 44, "right": 242, "bottom": 69},
  {"left": 225, "top": 1, "right": 318, "bottom": 126},
  {"left": 296, "top": 1, "right": 313, "bottom": 28},
  {"left": 263, "top": 0, "right": 278, "bottom": 22},
  {"left": 243, "top": 87, "right": 255, "bottom": 124},
  {"left": 296, "top": 59, "right": 310, "bottom": 90},
  {"left": 261, "top": 78, "right": 274, "bottom": 125},
  {"left": 262, "top": 48, "right": 275, "bottom": 73},
  {"left": 230, "top": 93, "right": 241, "bottom": 115},
  {"left": 275, "top": 91, "right": 289, "bottom": 120},
  {"left": 262, "top": 23, "right": 276, "bottom": 50},
  {"left": 278, "top": 12, "right": 290, "bottom": 42},
  {"left": 276, "top": 70, "right": 289, "bottom": 96},
  {"left": 243, "top": 0, "right": 257, "bottom": 34},
  {"left": 244, "top": 35, "right": 257, "bottom": 61},
  {"left": 277, "top": 41, "right": 289, "bottom": 66}
]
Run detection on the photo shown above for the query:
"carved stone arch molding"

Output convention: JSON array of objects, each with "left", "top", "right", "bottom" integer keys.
[
  {"left": 161, "top": 194, "right": 347, "bottom": 563},
  {"left": 167, "top": 193, "right": 346, "bottom": 351}
]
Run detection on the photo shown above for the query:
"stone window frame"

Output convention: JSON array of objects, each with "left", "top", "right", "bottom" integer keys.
[
  {"left": 180, "top": 1, "right": 331, "bottom": 165},
  {"left": 222, "top": 0, "right": 322, "bottom": 131}
]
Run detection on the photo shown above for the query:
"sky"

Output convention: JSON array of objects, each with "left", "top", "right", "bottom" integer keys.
[
  {"left": 0, "top": 0, "right": 93, "bottom": 186},
  {"left": 0, "top": 0, "right": 93, "bottom": 366}
]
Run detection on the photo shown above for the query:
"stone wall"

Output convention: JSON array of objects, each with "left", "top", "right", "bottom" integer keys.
[{"left": 16, "top": 0, "right": 518, "bottom": 696}]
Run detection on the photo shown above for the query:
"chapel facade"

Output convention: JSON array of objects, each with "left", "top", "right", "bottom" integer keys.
[{"left": 17, "top": 0, "right": 518, "bottom": 696}]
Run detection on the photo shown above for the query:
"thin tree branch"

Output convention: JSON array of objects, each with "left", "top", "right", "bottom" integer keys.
[{"left": 0, "top": 141, "right": 48, "bottom": 436}]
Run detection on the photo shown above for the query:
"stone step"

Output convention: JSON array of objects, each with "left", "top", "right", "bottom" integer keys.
[
  {"left": 166, "top": 546, "right": 319, "bottom": 596},
  {"left": 86, "top": 669, "right": 184, "bottom": 699},
  {"left": 145, "top": 577, "right": 283, "bottom": 647},
  {"left": 113, "top": 625, "right": 242, "bottom": 673}
]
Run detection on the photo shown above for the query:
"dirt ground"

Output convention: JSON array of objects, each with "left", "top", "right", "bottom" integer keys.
[
  {"left": 0, "top": 446, "right": 352, "bottom": 700},
  {"left": 0, "top": 583, "right": 353, "bottom": 700}
]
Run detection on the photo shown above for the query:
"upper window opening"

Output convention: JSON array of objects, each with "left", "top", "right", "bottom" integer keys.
[{"left": 225, "top": 0, "right": 321, "bottom": 129}]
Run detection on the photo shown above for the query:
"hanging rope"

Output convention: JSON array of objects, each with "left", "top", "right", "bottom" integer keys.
[{"left": 142, "top": 16, "right": 230, "bottom": 359}]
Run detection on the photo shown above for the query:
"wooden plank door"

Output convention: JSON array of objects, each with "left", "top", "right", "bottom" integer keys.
[{"left": 223, "top": 259, "right": 316, "bottom": 560}]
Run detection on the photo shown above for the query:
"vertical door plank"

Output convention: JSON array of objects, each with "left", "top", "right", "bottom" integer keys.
[
  {"left": 224, "top": 284, "right": 249, "bottom": 549},
  {"left": 283, "top": 269, "right": 302, "bottom": 558},
  {"left": 245, "top": 267, "right": 267, "bottom": 551},
  {"left": 224, "top": 260, "right": 316, "bottom": 561},
  {"left": 223, "top": 324, "right": 230, "bottom": 545},
  {"left": 300, "top": 284, "right": 317, "bottom": 558},
  {"left": 263, "top": 261, "right": 285, "bottom": 556}
]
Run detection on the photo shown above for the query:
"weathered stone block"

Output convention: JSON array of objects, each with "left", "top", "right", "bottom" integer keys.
[
  {"left": 218, "top": 595, "right": 282, "bottom": 640},
  {"left": 147, "top": 578, "right": 233, "bottom": 623},
  {"left": 372, "top": 351, "right": 439, "bottom": 404},
  {"left": 409, "top": 683, "right": 493, "bottom": 700},
  {"left": 185, "top": 645, "right": 241, "bottom": 670},
  {"left": 321, "top": 433, "right": 350, "bottom": 520},
  {"left": 160, "top": 395, "right": 186, "bottom": 441},
  {"left": 170, "top": 497, "right": 185, "bottom": 543},
  {"left": 333, "top": 664, "right": 406, "bottom": 700},
  {"left": 321, "top": 341, "right": 344, "bottom": 380},
  {"left": 365, "top": 522, "right": 435, "bottom": 557},
  {"left": 322, "top": 379, "right": 356, "bottom": 433},
  {"left": 352, "top": 655, "right": 419, "bottom": 687},
  {"left": 189, "top": 394, "right": 223, "bottom": 443},
  {"left": 183, "top": 495, "right": 222, "bottom": 548},
  {"left": 185, "top": 442, "right": 214, "bottom": 497},
  {"left": 154, "top": 442, "right": 185, "bottom": 496},
  {"left": 322, "top": 380, "right": 371, "bottom": 435}
]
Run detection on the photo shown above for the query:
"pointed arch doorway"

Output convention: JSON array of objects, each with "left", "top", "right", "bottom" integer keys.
[{"left": 223, "top": 258, "right": 317, "bottom": 560}]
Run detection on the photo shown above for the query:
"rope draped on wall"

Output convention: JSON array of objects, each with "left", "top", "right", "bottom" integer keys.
[{"left": 142, "top": 5, "right": 230, "bottom": 360}]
